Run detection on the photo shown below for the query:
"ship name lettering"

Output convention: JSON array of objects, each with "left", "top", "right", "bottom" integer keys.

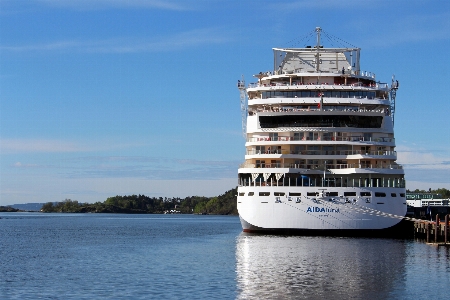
[{"left": 306, "top": 207, "right": 340, "bottom": 213}]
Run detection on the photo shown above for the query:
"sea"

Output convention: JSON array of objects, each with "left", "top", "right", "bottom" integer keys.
[{"left": 1, "top": 213, "right": 449, "bottom": 299}]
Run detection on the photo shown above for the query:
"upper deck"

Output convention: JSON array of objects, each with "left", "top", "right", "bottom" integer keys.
[
  {"left": 251, "top": 47, "right": 379, "bottom": 89},
  {"left": 251, "top": 27, "right": 382, "bottom": 90},
  {"left": 272, "top": 46, "right": 362, "bottom": 75}
]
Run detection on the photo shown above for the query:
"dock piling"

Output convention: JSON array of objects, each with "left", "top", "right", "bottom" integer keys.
[
  {"left": 415, "top": 214, "right": 450, "bottom": 245},
  {"left": 435, "top": 214, "right": 439, "bottom": 243},
  {"left": 445, "top": 215, "right": 448, "bottom": 244}
]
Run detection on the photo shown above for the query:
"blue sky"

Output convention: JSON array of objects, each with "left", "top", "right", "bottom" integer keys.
[{"left": 1, "top": 0, "right": 449, "bottom": 205}]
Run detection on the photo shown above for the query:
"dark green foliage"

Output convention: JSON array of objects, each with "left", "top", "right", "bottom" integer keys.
[
  {"left": 40, "top": 187, "right": 238, "bottom": 215},
  {"left": 406, "top": 188, "right": 450, "bottom": 198},
  {"left": 0, "top": 206, "right": 20, "bottom": 212}
]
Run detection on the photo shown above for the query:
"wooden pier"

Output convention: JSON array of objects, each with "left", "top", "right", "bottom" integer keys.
[{"left": 414, "top": 214, "right": 450, "bottom": 246}]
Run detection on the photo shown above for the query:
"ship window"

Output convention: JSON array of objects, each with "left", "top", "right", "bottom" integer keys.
[
  {"left": 344, "top": 192, "right": 356, "bottom": 196},
  {"left": 307, "top": 192, "right": 319, "bottom": 196},
  {"left": 256, "top": 146, "right": 265, "bottom": 154},
  {"left": 360, "top": 192, "right": 371, "bottom": 196},
  {"left": 332, "top": 91, "right": 340, "bottom": 98},
  {"left": 256, "top": 160, "right": 265, "bottom": 168},
  {"left": 274, "top": 192, "right": 285, "bottom": 196},
  {"left": 248, "top": 192, "right": 254, "bottom": 196},
  {"left": 301, "top": 91, "right": 311, "bottom": 97},
  {"left": 391, "top": 193, "right": 396, "bottom": 197},
  {"left": 259, "top": 115, "right": 383, "bottom": 129},
  {"left": 322, "top": 133, "right": 332, "bottom": 141},
  {"left": 289, "top": 192, "right": 301, "bottom": 196},
  {"left": 293, "top": 132, "right": 304, "bottom": 141},
  {"left": 259, "top": 192, "right": 270, "bottom": 196},
  {"left": 400, "top": 193, "right": 405, "bottom": 197},
  {"left": 375, "top": 192, "right": 386, "bottom": 197},
  {"left": 269, "top": 133, "right": 278, "bottom": 141},
  {"left": 326, "top": 192, "right": 339, "bottom": 196},
  {"left": 239, "top": 192, "right": 245, "bottom": 196}
]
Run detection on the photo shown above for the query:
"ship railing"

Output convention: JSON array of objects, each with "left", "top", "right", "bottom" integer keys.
[
  {"left": 246, "top": 136, "right": 395, "bottom": 143},
  {"left": 239, "top": 162, "right": 402, "bottom": 170},
  {"left": 246, "top": 149, "right": 397, "bottom": 157},
  {"left": 338, "top": 69, "right": 376, "bottom": 79},
  {"left": 252, "top": 107, "right": 389, "bottom": 114},
  {"left": 238, "top": 177, "right": 406, "bottom": 188},
  {"left": 355, "top": 70, "right": 376, "bottom": 79},
  {"left": 333, "top": 163, "right": 403, "bottom": 170},
  {"left": 247, "top": 80, "right": 385, "bottom": 90},
  {"left": 253, "top": 91, "right": 380, "bottom": 100}
]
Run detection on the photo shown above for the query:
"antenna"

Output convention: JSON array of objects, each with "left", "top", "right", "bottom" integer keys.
[
  {"left": 237, "top": 75, "right": 247, "bottom": 137},
  {"left": 390, "top": 75, "right": 399, "bottom": 126},
  {"left": 315, "top": 27, "right": 321, "bottom": 72}
]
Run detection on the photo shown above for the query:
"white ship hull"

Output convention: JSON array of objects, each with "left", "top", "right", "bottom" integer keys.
[{"left": 238, "top": 186, "right": 406, "bottom": 232}]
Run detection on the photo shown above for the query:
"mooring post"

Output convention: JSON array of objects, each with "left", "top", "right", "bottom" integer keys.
[
  {"left": 435, "top": 214, "right": 440, "bottom": 243},
  {"left": 445, "top": 214, "right": 449, "bottom": 244},
  {"left": 426, "top": 222, "right": 430, "bottom": 243}
]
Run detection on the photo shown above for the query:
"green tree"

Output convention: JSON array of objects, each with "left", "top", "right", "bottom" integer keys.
[
  {"left": 41, "top": 202, "right": 55, "bottom": 212},
  {"left": 194, "top": 202, "right": 207, "bottom": 214}
]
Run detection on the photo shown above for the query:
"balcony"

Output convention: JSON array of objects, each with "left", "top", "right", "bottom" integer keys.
[
  {"left": 239, "top": 162, "right": 403, "bottom": 170},
  {"left": 250, "top": 106, "right": 389, "bottom": 114},
  {"left": 246, "top": 136, "right": 395, "bottom": 143},
  {"left": 246, "top": 149, "right": 397, "bottom": 158},
  {"left": 247, "top": 75, "right": 385, "bottom": 89}
]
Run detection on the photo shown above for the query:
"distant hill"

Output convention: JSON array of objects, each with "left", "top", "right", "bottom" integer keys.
[{"left": 9, "top": 203, "right": 45, "bottom": 211}]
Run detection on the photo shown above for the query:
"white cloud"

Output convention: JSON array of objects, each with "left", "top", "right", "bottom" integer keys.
[
  {"left": 60, "top": 156, "right": 238, "bottom": 180},
  {"left": 397, "top": 145, "right": 450, "bottom": 187},
  {"left": 0, "top": 138, "right": 139, "bottom": 154},
  {"left": 1, "top": 40, "right": 82, "bottom": 52},
  {"left": 397, "top": 145, "right": 450, "bottom": 170},
  {"left": 13, "top": 162, "right": 40, "bottom": 168},
  {"left": 0, "top": 138, "right": 88, "bottom": 153},
  {"left": 34, "top": 0, "right": 189, "bottom": 11},
  {"left": 1, "top": 28, "right": 232, "bottom": 53}
]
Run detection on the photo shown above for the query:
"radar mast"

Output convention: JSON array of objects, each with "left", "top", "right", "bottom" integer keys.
[
  {"left": 390, "top": 75, "right": 399, "bottom": 126},
  {"left": 237, "top": 75, "right": 247, "bottom": 137},
  {"left": 315, "top": 27, "right": 321, "bottom": 72}
]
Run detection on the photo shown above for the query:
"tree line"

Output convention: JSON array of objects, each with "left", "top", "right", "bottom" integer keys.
[
  {"left": 0, "top": 206, "right": 20, "bottom": 212},
  {"left": 406, "top": 188, "right": 450, "bottom": 198},
  {"left": 33, "top": 187, "right": 450, "bottom": 214},
  {"left": 40, "top": 187, "right": 238, "bottom": 215}
]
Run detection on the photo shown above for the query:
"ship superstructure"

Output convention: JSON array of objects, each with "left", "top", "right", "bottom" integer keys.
[{"left": 237, "top": 28, "right": 406, "bottom": 233}]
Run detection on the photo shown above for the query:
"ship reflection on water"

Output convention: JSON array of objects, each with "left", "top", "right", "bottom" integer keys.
[{"left": 235, "top": 233, "right": 407, "bottom": 299}]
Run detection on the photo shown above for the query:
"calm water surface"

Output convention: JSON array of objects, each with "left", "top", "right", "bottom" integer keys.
[{"left": 1, "top": 213, "right": 449, "bottom": 299}]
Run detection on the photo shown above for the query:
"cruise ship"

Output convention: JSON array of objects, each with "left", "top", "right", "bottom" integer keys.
[{"left": 237, "top": 27, "right": 406, "bottom": 235}]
